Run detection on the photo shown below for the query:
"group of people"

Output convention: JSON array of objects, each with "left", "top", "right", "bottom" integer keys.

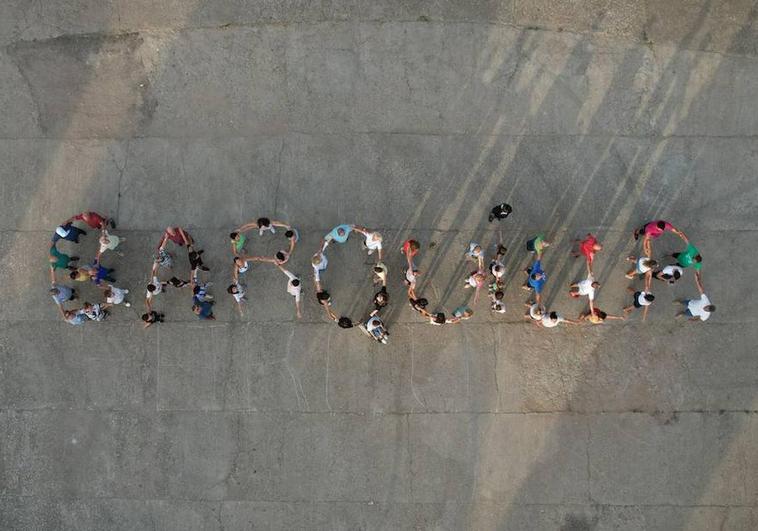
[
  {"left": 229, "top": 217, "right": 302, "bottom": 318},
  {"left": 311, "top": 224, "right": 390, "bottom": 343},
  {"left": 49, "top": 211, "right": 130, "bottom": 325},
  {"left": 51, "top": 203, "right": 714, "bottom": 334},
  {"left": 522, "top": 219, "right": 714, "bottom": 328},
  {"left": 142, "top": 226, "right": 215, "bottom": 327}
]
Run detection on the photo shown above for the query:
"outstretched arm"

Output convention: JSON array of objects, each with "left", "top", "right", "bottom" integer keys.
[{"left": 695, "top": 270, "right": 705, "bottom": 293}]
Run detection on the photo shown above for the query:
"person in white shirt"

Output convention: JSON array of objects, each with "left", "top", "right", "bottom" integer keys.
[
  {"left": 677, "top": 293, "right": 715, "bottom": 321},
  {"left": 465, "top": 242, "right": 485, "bottom": 269},
  {"left": 623, "top": 288, "right": 655, "bottom": 320},
  {"left": 103, "top": 285, "right": 130, "bottom": 307},
  {"left": 569, "top": 276, "right": 599, "bottom": 301},
  {"left": 227, "top": 282, "right": 247, "bottom": 315},
  {"left": 539, "top": 311, "right": 579, "bottom": 328},
  {"left": 625, "top": 255, "right": 657, "bottom": 279},
  {"left": 279, "top": 266, "right": 302, "bottom": 319},
  {"left": 311, "top": 251, "right": 328, "bottom": 282},
  {"left": 524, "top": 301, "right": 545, "bottom": 322},
  {"left": 653, "top": 264, "right": 684, "bottom": 285},
  {"left": 354, "top": 226, "right": 383, "bottom": 260}
]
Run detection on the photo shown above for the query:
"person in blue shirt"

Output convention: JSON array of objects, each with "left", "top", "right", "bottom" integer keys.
[
  {"left": 324, "top": 224, "right": 353, "bottom": 245},
  {"left": 523, "top": 259, "right": 547, "bottom": 304},
  {"left": 50, "top": 284, "right": 77, "bottom": 305},
  {"left": 52, "top": 224, "right": 86, "bottom": 244},
  {"left": 193, "top": 301, "right": 215, "bottom": 320}
]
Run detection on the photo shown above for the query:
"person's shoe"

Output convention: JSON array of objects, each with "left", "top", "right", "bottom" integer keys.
[
  {"left": 367, "top": 249, "right": 374, "bottom": 255},
  {"left": 124, "top": 302, "right": 131, "bottom": 307},
  {"left": 109, "top": 219, "right": 117, "bottom": 229},
  {"left": 488, "top": 213, "right": 495, "bottom": 222}
]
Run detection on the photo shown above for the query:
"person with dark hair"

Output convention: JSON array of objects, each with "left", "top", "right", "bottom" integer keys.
[
  {"left": 653, "top": 264, "right": 683, "bottom": 285},
  {"left": 168, "top": 276, "right": 189, "bottom": 288},
  {"left": 670, "top": 243, "right": 704, "bottom": 291},
  {"left": 52, "top": 224, "right": 86, "bottom": 244},
  {"left": 49, "top": 245, "right": 79, "bottom": 272},
  {"left": 324, "top": 224, "right": 353, "bottom": 245},
  {"left": 50, "top": 284, "right": 77, "bottom": 305},
  {"left": 539, "top": 310, "right": 579, "bottom": 328},
  {"left": 311, "top": 251, "right": 328, "bottom": 282},
  {"left": 523, "top": 260, "right": 547, "bottom": 304},
  {"left": 227, "top": 282, "right": 247, "bottom": 315},
  {"left": 409, "top": 297, "right": 429, "bottom": 315},
  {"left": 82, "top": 301, "right": 111, "bottom": 322},
  {"left": 142, "top": 310, "right": 164, "bottom": 328},
  {"left": 489, "top": 203, "right": 513, "bottom": 222},
  {"left": 103, "top": 285, "right": 130, "bottom": 307},
  {"left": 88, "top": 259, "right": 116, "bottom": 286},
  {"left": 579, "top": 307, "right": 625, "bottom": 324},
  {"left": 188, "top": 246, "right": 210, "bottom": 272},
  {"left": 69, "top": 268, "right": 90, "bottom": 282},
  {"left": 193, "top": 301, "right": 215, "bottom": 320},
  {"left": 490, "top": 245, "right": 507, "bottom": 287},
  {"left": 230, "top": 231, "right": 246, "bottom": 256},
  {"left": 279, "top": 266, "right": 302, "bottom": 319},
  {"left": 569, "top": 276, "right": 599, "bottom": 302},
  {"left": 430, "top": 312, "right": 448, "bottom": 326},
  {"left": 373, "top": 286, "right": 389, "bottom": 310},
  {"left": 676, "top": 292, "right": 715, "bottom": 321},
  {"left": 490, "top": 289, "right": 506, "bottom": 314},
  {"left": 338, "top": 316, "right": 354, "bottom": 329},
  {"left": 145, "top": 276, "right": 168, "bottom": 309},
  {"left": 362, "top": 310, "right": 389, "bottom": 344},
  {"left": 623, "top": 288, "right": 655, "bottom": 320},
  {"left": 634, "top": 220, "right": 687, "bottom": 256},
  {"left": 463, "top": 270, "right": 487, "bottom": 303},
  {"left": 316, "top": 290, "right": 337, "bottom": 321}
]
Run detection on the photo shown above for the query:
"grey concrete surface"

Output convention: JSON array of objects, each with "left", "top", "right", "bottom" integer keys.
[{"left": 1, "top": 1, "right": 758, "bottom": 530}]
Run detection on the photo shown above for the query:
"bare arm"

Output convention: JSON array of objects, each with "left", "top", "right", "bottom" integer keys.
[{"left": 695, "top": 271, "right": 705, "bottom": 294}]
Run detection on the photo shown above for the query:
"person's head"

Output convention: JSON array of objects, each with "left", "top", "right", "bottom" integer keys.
[
  {"left": 234, "top": 256, "right": 244, "bottom": 267},
  {"left": 595, "top": 310, "right": 608, "bottom": 321},
  {"left": 375, "top": 292, "right": 387, "bottom": 304},
  {"left": 83, "top": 302, "right": 92, "bottom": 310},
  {"left": 291, "top": 279, "right": 300, "bottom": 288},
  {"left": 193, "top": 286, "right": 201, "bottom": 295},
  {"left": 495, "top": 290, "right": 504, "bottom": 301},
  {"left": 312, "top": 253, "right": 323, "bottom": 266},
  {"left": 317, "top": 290, "right": 331, "bottom": 304},
  {"left": 285, "top": 229, "right": 294, "bottom": 239},
  {"left": 693, "top": 254, "right": 702, "bottom": 263},
  {"left": 460, "top": 309, "right": 473, "bottom": 318},
  {"left": 69, "top": 271, "right": 78, "bottom": 280},
  {"left": 337, "top": 227, "right": 346, "bottom": 237},
  {"left": 408, "top": 240, "right": 420, "bottom": 252},
  {"left": 592, "top": 281, "right": 601, "bottom": 288},
  {"left": 474, "top": 272, "right": 486, "bottom": 282},
  {"left": 338, "top": 316, "right": 353, "bottom": 329},
  {"left": 276, "top": 251, "right": 287, "bottom": 262},
  {"left": 644, "top": 259, "right": 658, "bottom": 269},
  {"left": 103, "top": 289, "right": 113, "bottom": 298},
  {"left": 370, "top": 232, "right": 382, "bottom": 242},
  {"left": 147, "top": 284, "right": 157, "bottom": 293},
  {"left": 141, "top": 313, "right": 151, "bottom": 322},
  {"left": 673, "top": 270, "right": 681, "bottom": 280},
  {"left": 434, "top": 312, "right": 446, "bottom": 325},
  {"left": 229, "top": 232, "right": 239, "bottom": 240},
  {"left": 657, "top": 220, "right": 667, "bottom": 230},
  {"left": 64, "top": 310, "right": 76, "bottom": 319},
  {"left": 493, "top": 265, "right": 503, "bottom": 275},
  {"left": 644, "top": 293, "right": 655, "bottom": 302},
  {"left": 257, "top": 217, "right": 270, "bottom": 228},
  {"left": 549, "top": 311, "right": 558, "bottom": 320},
  {"left": 569, "top": 286, "right": 580, "bottom": 297},
  {"left": 531, "top": 272, "right": 544, "bottom": 281},
  {"left": 192, "top": 304, "right": 200, "bottom": 314},
  {"left": 49, "top": 287, "right": 59, "bottom": 296},
  {"left": 497, "top": 245, "right": 507, "bottom": 255},
  {"left": 704, "top": 304, "right": 716, "bottom": 313},
  {"left": 227, "top": 284, "right": 239, "bottom": 294},
  {"left": 473, "top": 245, "right": 481, "bottom": 254}
]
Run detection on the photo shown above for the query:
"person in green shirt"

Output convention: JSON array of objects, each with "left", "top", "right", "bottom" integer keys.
[
  {"left": 48, "top": 245, "right": 79, "bottom": 271},
  {"left": 526, "top": 234, "right": 551, "bottom": 258},
  {"left": 229, "top": 231, "right": 247, "bottom": 255},
  {"left": 672, "top": 243, "right": 702, "bottom": 270}
]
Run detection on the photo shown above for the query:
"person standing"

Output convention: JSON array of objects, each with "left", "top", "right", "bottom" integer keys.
[
  {"left": 489, "top": 203, "right": 513, "bottom": 222},
  {"left": 676, "top": 292, "right": 715, "bottom": 322},
  {"left": 622, "top": 288, "right": 655, "bottom": 320},
  {"left": 279, "top": 266, "right": 302, "bottom": 319}
]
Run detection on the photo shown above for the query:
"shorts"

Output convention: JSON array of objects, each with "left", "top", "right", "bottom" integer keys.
[
  {"left": 633, "top": 291, "right": 643, "bottom": 308},
  {"left": 526, "top": 238, "right": 536, "bottom": 252}
]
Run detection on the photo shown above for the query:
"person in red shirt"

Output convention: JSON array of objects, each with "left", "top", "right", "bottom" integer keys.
[
  {"left": 572, "top": 234, "right": 602, "bottom": 274},
  {"left": 158, "top": 226, "right": 193, "bottom": 249},
  {"left": 633, "top": 220, "right": 687, "bottom": 256},
  {"left": 401, "top": 239, "right": 420, "bottom": 271},
  {"left": 66, "top": 211, "right": 114, "bottom": 230}
]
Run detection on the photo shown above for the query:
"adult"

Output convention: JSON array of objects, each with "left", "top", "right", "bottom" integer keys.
[
  {"left": 66, "top": 211, "right": 113, "bottom": 230},
  {"left": 52, "top": 224, "right": 86, "bottom": 244},
  {"left": 489, "top": 203, "right": 513, "bottom": 222},
  {"left": 676, "top": 293, "right": 715, "bottom": 322}
]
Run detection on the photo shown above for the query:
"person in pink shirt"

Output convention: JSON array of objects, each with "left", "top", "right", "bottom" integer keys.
[
  {"left": 572, "top": 234, "right": 602, "bottom": 274},
  {"left": 65, "top": 211, "right": 114, "bottom": 230},
  {"left": 634, "top": 220, "right": 687, "bottom": 256},
  {"left": 158, "top": 226, "right": 193, "bottom": 249}
]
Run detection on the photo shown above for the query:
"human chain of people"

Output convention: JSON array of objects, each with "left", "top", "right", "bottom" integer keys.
[{"left": 48, "top": 204, "right": 715, "bottom": 340}]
